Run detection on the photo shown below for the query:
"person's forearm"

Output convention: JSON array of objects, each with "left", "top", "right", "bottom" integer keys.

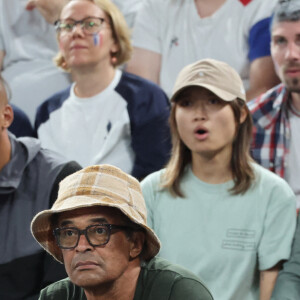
[
  {"left": 247, "top": 56, "right": 280, "bottom": 101},
  {"left": 126, "top": 47, "right": 161, "bottom": 85},
  {"left": 26, "top": 0, "right": 69, "bottom": 24},
  {"left": 260, "top": 265, "right": 280, "bottom": 300}
]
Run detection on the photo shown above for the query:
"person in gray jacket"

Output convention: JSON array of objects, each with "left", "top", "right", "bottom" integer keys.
[{"left": 0, "top": 76, "right": 81, "bottom": 300}]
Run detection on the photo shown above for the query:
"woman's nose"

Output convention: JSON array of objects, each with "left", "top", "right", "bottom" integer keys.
[{"left": 193, "top": 102, "right": 207, "bottom": 120}]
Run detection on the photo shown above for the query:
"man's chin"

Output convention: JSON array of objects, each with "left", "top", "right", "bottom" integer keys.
[
  {"left": 285, "top": 78, "right": 300, "bottom": 93},
  {"left": 70, "top": 271, "right": 105, "bottom": 288},
  {"left": 287, "top": 86, "right": 300, "bottom": 94}
]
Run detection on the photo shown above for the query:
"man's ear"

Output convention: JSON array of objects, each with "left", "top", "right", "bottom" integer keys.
[
  {"left": 129, "top": 231, "right": 145, "bottom": 260},
  {"left": 1, "top": 104, "right": 14, "bottom": 129}
]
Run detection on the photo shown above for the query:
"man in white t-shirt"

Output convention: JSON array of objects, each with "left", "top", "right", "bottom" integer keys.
[
  {"left": 249, "top": 0, "right": 300, "bottom": 210},
  {"left": 127, "top": 0, "right": 280, "bottom": 100}
]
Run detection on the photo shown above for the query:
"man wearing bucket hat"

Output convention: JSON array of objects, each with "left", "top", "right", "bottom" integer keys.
[{"left": 31, "top": 164, "right": 213, "bottom": 300}]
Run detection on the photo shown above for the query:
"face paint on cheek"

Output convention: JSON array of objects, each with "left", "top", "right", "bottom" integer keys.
[{"left": 93, "top": 33, "right": 102, "bottom": 47}]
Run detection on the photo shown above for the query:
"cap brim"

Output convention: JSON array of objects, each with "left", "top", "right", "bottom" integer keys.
[{"left": 171, "top": 82, "right": 240, "bottom": 102}]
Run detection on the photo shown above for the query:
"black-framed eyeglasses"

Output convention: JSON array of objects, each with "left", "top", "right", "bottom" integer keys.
[
  {"left": 54, "top": 17, "right": 106, "bottom": 35},
  {"left": 53, "top": 224, "right": 131, "bottom": 249}
]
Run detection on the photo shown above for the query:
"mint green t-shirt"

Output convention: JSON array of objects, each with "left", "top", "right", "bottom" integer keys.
[
  {"left": 141, "top": 163, "right": 296, "bottom": 300},
  {"left": 38, "top": 257, "right": 213, "bottom": 300}
]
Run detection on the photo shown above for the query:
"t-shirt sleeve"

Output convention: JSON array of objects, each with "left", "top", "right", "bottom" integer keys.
[
  {"left": 248, "top": 17, "right": 272, "bottom": 61},
  {"left": 271, "top": 214, "right": 300, "bottom": 300},
  {"left": 258, "top": 179, "right": 296, "bottom": 271},
  {"left": 112, "top": 0, "right": 143, "bottom": 28},
  {"left": 169, "top": 278, "right": 214, "bottom": 300},
  {"left": 141, "top": 172, "right": 162, "bottom": 230},
  {"left": 131, "top": 0, "right": 162, "bottom": 54},
  {"left": 245, "top": 0, "right": 278, "bottom": 62}
]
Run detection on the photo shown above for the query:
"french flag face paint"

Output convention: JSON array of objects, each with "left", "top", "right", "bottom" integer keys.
[{"left": 93, "top": 33, "right": 102, "bottom": 47}]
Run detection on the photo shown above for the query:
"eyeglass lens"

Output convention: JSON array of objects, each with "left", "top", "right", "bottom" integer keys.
[
  {"left": 56, "top": 225, "right": 110, "bottom": 248},
  {"left": 56, "top": 17, "right": 104, "bottom": 35}
]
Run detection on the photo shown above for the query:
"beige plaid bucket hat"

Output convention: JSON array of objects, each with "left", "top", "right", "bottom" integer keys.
[
  {"left": 171, "top": 58, "right": 246, "bottom": 103},
  {"left": 31, "top": 164, "right": 161, "bottom": 263}
]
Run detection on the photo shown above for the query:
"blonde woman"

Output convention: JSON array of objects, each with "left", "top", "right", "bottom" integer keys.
[
  {"left": 142, "top": 59, "right": 296, "bottom": 300},
  {"left": 35, "top": 0, "right": 171, "bottom": 180}
]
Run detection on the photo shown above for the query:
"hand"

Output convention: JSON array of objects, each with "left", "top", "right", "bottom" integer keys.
[
  {"left": 26, "top": 0, "right": 67, "bottom": 24},
  {"left": 26, "top": 0, "right": 36, "bottom": 11}
]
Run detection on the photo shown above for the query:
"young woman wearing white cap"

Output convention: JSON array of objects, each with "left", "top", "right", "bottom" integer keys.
[{"left": 142, "top": 59, "right": 296, "bottom": 300}]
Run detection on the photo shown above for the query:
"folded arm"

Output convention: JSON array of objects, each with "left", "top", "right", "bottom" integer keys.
[
  {"left": 260, "top": 262, "right": 281, "bottom": 300},
  {"left": 126, "top": 47, "right": 161, "bottom": 86},
  {"left": 247, "top": 56, "right": 280, "bottom": 101}
]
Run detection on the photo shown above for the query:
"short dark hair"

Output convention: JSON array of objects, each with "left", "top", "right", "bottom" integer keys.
[{"left": 271, "top": 0, "right": 300, "bottom": 29}]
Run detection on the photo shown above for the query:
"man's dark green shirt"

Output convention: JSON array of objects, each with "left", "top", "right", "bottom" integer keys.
[{"left": 39, "top": 257, "right": 213, "bottom": 300}]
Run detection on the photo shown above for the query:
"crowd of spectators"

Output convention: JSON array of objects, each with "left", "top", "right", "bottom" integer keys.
[{"left": 1, "top": 0, "right": 300, "bottom": 299}]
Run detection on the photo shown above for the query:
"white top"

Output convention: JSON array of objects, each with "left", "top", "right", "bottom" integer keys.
[
  {"left": 142, "top": 164, "right": 296, "bottom": 300},
  {"left": 286, "top": 110, "right": 300, "bottom": 209},
  {"left": 112, "top": 0, "right": 144, "bottom": 28},
  {"left": 132, "top": 0, "right": 277, "bottom": 96},
  {"left": 37, "top": 70, "right": 135, "bottom": 172},
  {"left": 35, "top": 70, "right": 172, "bottom": 179},
  {"left": 0, "top": 0, "right": 71, "bottom": 123}
]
